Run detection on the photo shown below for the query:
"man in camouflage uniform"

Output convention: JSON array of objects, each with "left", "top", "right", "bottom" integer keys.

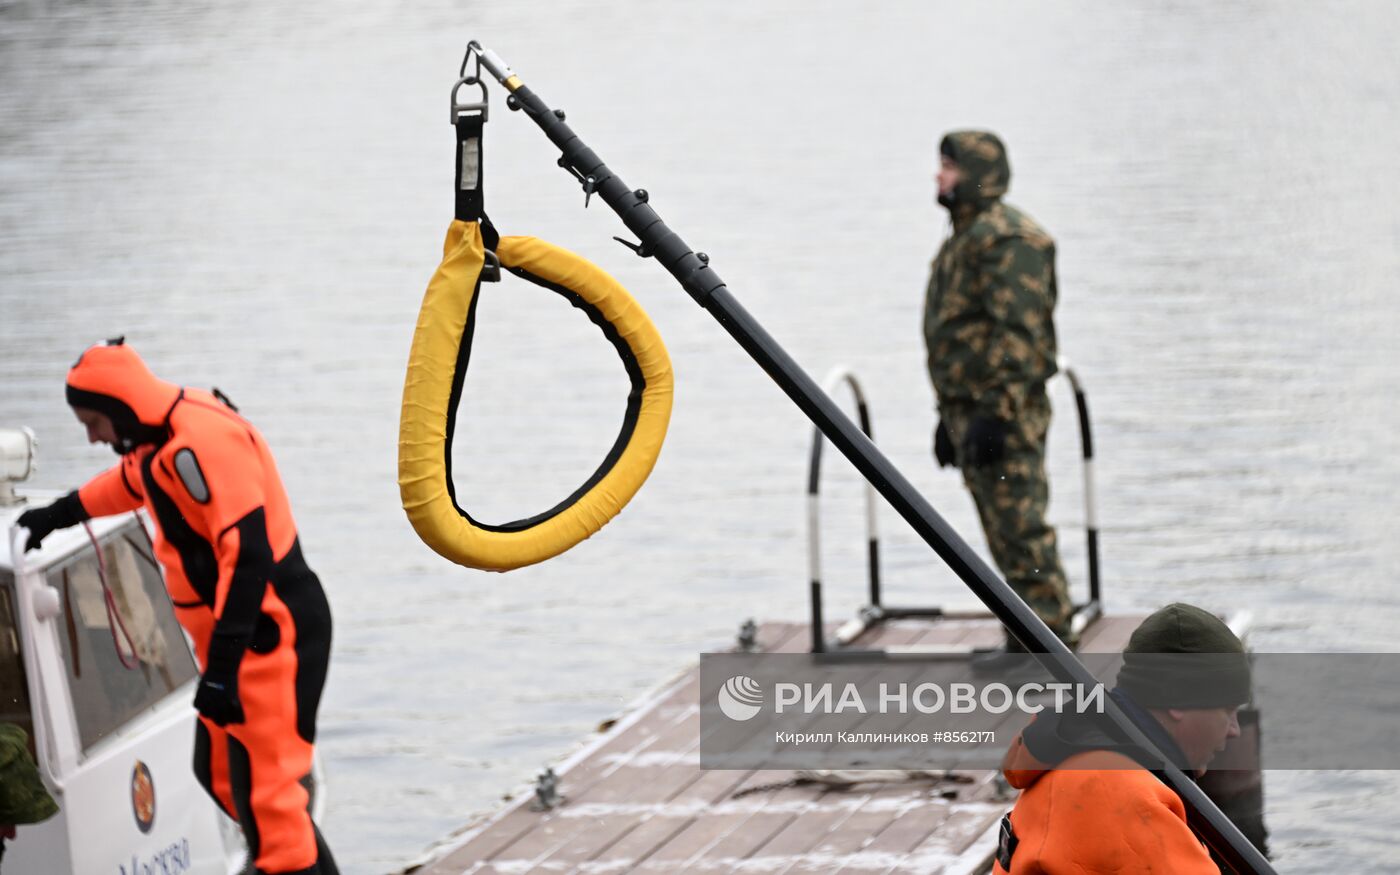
[{"left": 923, "top": 130, "right": 1075, "bottom": 652}]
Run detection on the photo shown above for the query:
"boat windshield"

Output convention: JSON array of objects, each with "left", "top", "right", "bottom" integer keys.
[
  {"left": 46, "top": 520, "right": 198, "bottom": 753},
  {"left": 0, "top": 568, "right": 37, "bottom": 757}
]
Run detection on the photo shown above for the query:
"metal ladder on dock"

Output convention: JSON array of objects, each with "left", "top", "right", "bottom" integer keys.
[{"left": 805, "top": 358, "right": 1103, "bottom": 657}]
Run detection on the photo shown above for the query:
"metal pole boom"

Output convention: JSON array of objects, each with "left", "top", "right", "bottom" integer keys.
[{"left": 470, "top": 43, "right": 1273, "bottom": 875}]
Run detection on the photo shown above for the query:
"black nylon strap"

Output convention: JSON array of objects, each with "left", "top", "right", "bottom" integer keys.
[
  {"left": 480, "top": 212, "right": 499, "bottom": 255},
  {"left": 454, "top": 114, "right": 485, "bottom": 222}
]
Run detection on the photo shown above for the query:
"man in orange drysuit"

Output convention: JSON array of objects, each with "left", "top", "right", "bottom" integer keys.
[
  {"left": 992, "top": 603, "right": 1252, "bottom": 873},
  {"left": 16, "top": 339, "right": 337, "bottom": 875}
]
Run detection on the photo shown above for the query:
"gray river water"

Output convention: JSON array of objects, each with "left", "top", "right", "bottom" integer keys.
[{"left": 3, "top": 1, "right": 1399, "bottom": 871}]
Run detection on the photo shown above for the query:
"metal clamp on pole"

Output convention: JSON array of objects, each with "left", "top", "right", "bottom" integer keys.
[{"left": 469, "top": 40, "right": 516, "bottom": 89}]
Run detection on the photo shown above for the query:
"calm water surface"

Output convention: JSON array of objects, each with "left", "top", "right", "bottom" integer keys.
[{"left": 3, "top": 1, "right": 1398, "bottom": 871}]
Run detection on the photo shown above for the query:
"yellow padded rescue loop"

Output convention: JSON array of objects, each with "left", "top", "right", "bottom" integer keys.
[{"left": 399, "top": 220, "right": 673, "bottom": 571}]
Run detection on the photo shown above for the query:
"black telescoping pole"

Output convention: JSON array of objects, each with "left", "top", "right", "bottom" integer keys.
[{"left": 469, "top": 44, "right": 1272, "bottom": 875}]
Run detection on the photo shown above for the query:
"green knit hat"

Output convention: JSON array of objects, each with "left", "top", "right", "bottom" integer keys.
[{"left": 1117, "top": 603, "right": 1251, "bottom": 709}]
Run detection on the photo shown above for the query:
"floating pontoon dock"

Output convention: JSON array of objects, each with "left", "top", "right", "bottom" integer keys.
[{"left": 413, "top": 614, "right": 1150, "bottom": 875}]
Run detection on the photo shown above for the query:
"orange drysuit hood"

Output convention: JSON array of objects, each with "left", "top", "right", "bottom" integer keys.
[
  {"left": 1003, "top": 688, "right": 1194, "bottom": 790},
  {"left": 66, "top": 340, "right": 181, "bottom": 454}
]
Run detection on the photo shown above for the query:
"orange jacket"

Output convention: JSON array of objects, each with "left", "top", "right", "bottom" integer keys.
[
  {"left": 67, "top": 343, "right": 304, "bottom": 660},
  {"left": 993, "top": 718, "right": 1220, "bottom": 875}
]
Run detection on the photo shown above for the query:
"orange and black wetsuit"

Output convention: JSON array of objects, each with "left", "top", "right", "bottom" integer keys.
[{"left": 63, "top": 341, "right": 336, "bottom": 875}]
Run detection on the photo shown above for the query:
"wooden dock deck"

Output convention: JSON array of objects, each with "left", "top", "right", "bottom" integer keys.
[{"left": 413, "top": 614, "right": 1143, "bottom": 875}]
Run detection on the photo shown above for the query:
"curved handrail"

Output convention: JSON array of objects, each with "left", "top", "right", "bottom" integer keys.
[
  {"left": 1057, "top": 356, "right": 1101, "bottom": 617},
  {"left": 806, "top": 367, "right": 880, "bottom": 649}
]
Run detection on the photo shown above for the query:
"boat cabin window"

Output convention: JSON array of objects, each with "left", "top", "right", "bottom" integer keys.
[
  {"left": 0, "top": 569, "right": 37, "bottom": 756},
  {"left": 47, "top": 521, "right": 198, "bottom": 753}
]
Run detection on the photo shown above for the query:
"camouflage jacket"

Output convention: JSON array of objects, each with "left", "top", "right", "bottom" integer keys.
[
  {"left": 923, "top": 131, "right": 1058, "bottom": 422},
  {"left": 0, "top": 723, "right": 58, "bottom": 825}
]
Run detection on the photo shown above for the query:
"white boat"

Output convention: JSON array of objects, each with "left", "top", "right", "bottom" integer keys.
[{"left": 0, "top": 427, "right": 324, "bottom": 874}]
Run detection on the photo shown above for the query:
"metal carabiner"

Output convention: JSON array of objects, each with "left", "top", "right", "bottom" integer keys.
[
  {"left": 450, "top": 41, "right": 489, "bottom": 123},
  {"left": 460, "top": 40, "right": 483, "bottom": 80}
]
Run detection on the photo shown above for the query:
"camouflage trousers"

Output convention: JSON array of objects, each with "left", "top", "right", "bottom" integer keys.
[{"left": 941, "top": 389, "right": 1074, "bottom": 641}]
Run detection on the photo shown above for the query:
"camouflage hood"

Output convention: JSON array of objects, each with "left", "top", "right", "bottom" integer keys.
[{"left": 940, "top": 130, "right": 1010, "bottom": 216}]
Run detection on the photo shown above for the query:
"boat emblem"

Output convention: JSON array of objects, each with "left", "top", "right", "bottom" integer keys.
[{"left": 131, "top": 760, "right": 156, "bottom": 833}]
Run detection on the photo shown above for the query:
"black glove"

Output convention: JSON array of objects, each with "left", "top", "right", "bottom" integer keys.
[
  {"left": 961, "top": 416, "right": 1009, "bottom": 468},
  {"left": 933, "top": 420, "right": 957, "bottom": 468},
  {"left": 194, "top": 633, "right": 247, "bottom": 727},
  {"left": 15, "top": 491, "right": 89, "bottom": 552}
]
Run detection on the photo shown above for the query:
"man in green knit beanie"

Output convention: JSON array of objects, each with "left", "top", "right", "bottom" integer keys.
[
  {"left": 1116, "top": 602, "right": 1252, "bottom": 773},
  {"left": 992, "top": 603, "right": 1252, "bottom": 873}
]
